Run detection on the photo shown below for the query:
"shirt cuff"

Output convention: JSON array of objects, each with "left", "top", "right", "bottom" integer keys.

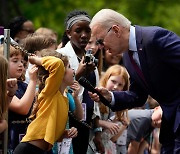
[{"left": 110, "top": 91, "right": 115, "bottom": 105}]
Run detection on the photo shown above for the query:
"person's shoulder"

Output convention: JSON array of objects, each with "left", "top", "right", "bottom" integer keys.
[
  {"left": 56, "top": 41, "right": 72, "bottom": 55},
  {"left": 135, "top": 25, "right": 163, "bottom": 30},
  {"left": 56, "top": 47, "right": 65, "bottom": 53},
  {"left": 135, "top": 25, "right": 169, "bottom": 35},
  {"left": 128, "top": 109, "right": 153, "bottom": 118},
  {"left": 135, "top": 25, "right": 172, "bottom": 44}
]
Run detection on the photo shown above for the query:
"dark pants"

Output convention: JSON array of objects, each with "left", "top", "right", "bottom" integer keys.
[
  {"left": 160, "top": 119, "right": 180, "bottom": 154},
  {"left": 72, "top": 126, "right": 90, "bottom": 154},
  {"left": 14, "top": 142, "right": 52, "bottom": 154}
]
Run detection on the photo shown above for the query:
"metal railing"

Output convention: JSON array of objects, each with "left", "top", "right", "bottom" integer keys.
[{"left": 2, "top": 29, "right": 10, "bottom": 154}]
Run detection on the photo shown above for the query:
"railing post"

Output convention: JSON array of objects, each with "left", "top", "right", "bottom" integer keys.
[{"left": 3, "top": 29, "right": 10, "bottom": 154}]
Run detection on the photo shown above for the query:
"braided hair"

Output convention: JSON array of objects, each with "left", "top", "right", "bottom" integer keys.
[{"left": 65, "top": 10, "right": 90, "bottom": 29}]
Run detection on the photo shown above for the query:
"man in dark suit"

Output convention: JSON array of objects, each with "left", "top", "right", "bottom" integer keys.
[{"left": 89, "top": 9, "right": 180, "bottom": 154}]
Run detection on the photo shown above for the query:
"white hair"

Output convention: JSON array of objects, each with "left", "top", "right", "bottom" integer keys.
[{"left": 90, "top": 9, "right": 131, "bottom": 29}]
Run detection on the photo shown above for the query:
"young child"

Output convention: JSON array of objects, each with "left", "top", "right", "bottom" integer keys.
[
  {"left": 127, "top": 105, "right": 162, "bottom": 154},
  {"left": 97, "top": 64, "right": 130, "bottom": 154},
  {"left": 38, "top": 49, "right": 81, "bottom": 154},
  {"left": 52, "top": 80, "right": 83, "bottom": 154},
  {"left": 0, "top": 55, "right": 9, "bottom": 134},
  {"left": 14, "top": 49, "right": 77, "bottom": 154},
  {"left": 20, "top": 33, "right": 58, "bottom": 84},
  {"left": 0, "top": 44, "right": 38, "bottom": 153},
  {"left": 35, "top": 27, "right": 58, "bottom": 47},
  {"left": 102, "top": 49, "right": 123, "bottom": 74},
  {"left": 0, "top": 55, "right": 17, "bottom": 134},
  {"left": 85, "top": 33, "right": 103, "bottom": 77},
  {"left": 0, "top": 54, "right": 17, "bottom": 152}
]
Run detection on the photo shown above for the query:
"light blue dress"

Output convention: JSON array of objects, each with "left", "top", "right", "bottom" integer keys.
[{"left": 52, "top": 89, "right": 75, "bottom": 154}]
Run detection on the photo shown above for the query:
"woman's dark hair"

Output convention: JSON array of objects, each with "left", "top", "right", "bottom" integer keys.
[
  {"left": 7, "top": 16, "right": 28, "bottom": 39},
  {"left": 64, "top": 10, "right": 90, "bottom": 27},
  {"left": 60, "top": 31, "right": 70, "bottom": 48}
]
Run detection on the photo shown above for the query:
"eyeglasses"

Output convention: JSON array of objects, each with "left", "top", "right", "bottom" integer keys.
[{"left": 96, "top": 26, "right": 112, "bottom": 46}]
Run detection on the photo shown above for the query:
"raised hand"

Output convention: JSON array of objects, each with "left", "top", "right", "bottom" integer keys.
[
  {"left": 28, "top": 55, "right": 42, "bottom": 66},
  {"left": 70, "top": 80, "right": 80, "bottom": 98},
  {"left": 28, "top": 65, "right": 38, "bottom": 82},
  {"left": 7, "top": 78, "right": 18, "bottom": 97},
  {"left": 64, "top": 127, "right": 78, "bottom": 138}
]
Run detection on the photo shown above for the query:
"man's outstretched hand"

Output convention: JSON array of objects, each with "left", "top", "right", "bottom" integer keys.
[{"left": 88, "top": 87, "right": 112, "bottom": 103}]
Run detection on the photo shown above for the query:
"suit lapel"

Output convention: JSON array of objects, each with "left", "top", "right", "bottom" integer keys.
[
  {"left": 135, "top": 25, "right": 151, "bottom": 90},
  {"left": 123, "top": 51, "right": 148, "bottom": 91}
]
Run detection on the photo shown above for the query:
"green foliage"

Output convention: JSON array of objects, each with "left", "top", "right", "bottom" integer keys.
[{"left": 13, "top": 0, "right": 180, "bottom": 42}]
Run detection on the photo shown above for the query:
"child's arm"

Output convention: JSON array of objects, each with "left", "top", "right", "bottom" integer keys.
[
  {"left": 75, "top": 57, "right": 86, "bottom": 80},
  {"left": 66, "top": 127, "right": 78, "bottom": 138},
  {"left": 111, "top": 111, "right": 130, "bottom": 142},
  {"left": 57, "top": 127, "right": 78, "bottom": 142},
  {"left": 99, "top": 119, "right": 120, "bottom": 134},
  {"left": 0, "top": 120, "right": 8, "bottom": 133},
  {"left": 110, "top": 124, "right": 127, "bottom": 142},
  {"left": 9, "top": 65, "right": 38, "bottom": 115},
  {"left": 75, "top": 57, "right": 96, "bottom": 80},
  {"left": 7, "top": 78, "right": 18, "bottom": 103},
  {"left": 70, "top": 81, "right": 83, "bottom": 120},
  {"left": 39, "top": 56, "right": 64, "bottom": 96},
  {"left": 28, "top": 55, "right": 42, "bottom": 66}
]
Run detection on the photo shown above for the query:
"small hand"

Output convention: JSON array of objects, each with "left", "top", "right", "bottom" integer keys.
[
  {"left": 76, "top": 56, "right": 96, "bottom": 79},
  {"left": 70, "top": 80, "right": 80, "bottom": 98},
  {"left": 29, "top": 65, "right": 38, "bottom": 82},
  {"left": 85, "top": 61, "right": 96, "bottom": 73},
  {"left": 63, "top": 127, "right": 78, "bottom": 138},
  {"left": 76, "top": 57, "right": 86, "bottom": 79},
  {"left": 105, "top": 121, "right": 120, "bottom": 135},
  {"left": 28, "top": 55, "right": 41, "bottom": 66},
  {"left": 7, "top": 78, "right": 17, "bottom": 97}
]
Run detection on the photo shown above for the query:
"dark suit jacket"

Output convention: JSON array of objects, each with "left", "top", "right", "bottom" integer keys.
[{"left": 111, "top": 25, "right": 180, "bottom": 143}]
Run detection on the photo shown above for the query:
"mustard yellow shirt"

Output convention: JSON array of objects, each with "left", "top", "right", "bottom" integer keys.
[{"left": 22, "top": 56, "right": 69, "bottom": 147}]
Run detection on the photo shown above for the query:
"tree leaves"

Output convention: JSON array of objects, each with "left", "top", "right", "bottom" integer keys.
[{"left": 2, "top": 0, "right": 180, "bottom": 42}]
